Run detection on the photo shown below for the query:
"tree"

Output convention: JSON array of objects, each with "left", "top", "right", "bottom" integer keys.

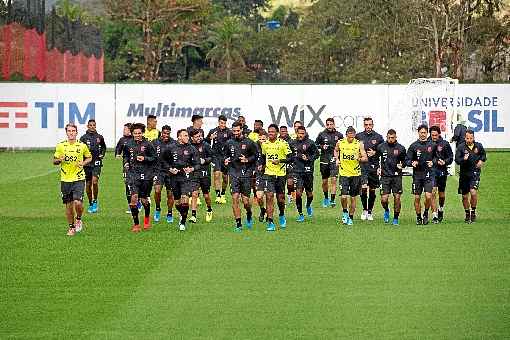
[
  {"left": 205, "top": 16, "right": 247, "bottom": 82},
  {"left": 212, "top": 0, "right": 269, "bottom": 18},
  {"left": 55, "top": 0, "right": 89, "bottom": 22}
]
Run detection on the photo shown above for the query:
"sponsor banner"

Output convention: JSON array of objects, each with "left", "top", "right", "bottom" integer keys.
[
  {"left": 115, "top": 84, "right": 252, "bottom": 141},
  {"left": 0, "top": 83, "right": 115, "bottom": 148}
]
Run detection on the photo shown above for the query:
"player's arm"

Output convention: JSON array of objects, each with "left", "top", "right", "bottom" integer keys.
[
  {"left": 334, "top": 141, "right": 341, "bottom": 166},
  {"left": 143, "top": 143, "right": 157, "bottom": 163},
  {"left": 246, "top": 141, "right": 258, "bottom": 164},
  {"left": 359, "top": 141, "right": 368, "bottom": 162},
  {"left": 53, "top": 144, "right": 64, "bottom": 165},
  {"left": 81, "top": 146, "right": 93, "bottom": 167},
  {"left": 444, "top": 142, "right": 454, "bottom": 166},
  {"left": 278, "top": 141, "right": 293, "bottom": 164},
  {"left": 99, "top": 135, "right": 107, "bottom": 159},
  {"left": 310, "top": 141, "right": 320, "bottom": 161},
  {"left": 454, "top": 145, "right": 465, "bottom": 165},
  {"left": 203, "top": 143, "right": 213, "bottom": 165},
  {"left": 406, "top": 144, "right": 416, "bottom": 167},
  {"left": 190, "top": 146, "right": 201, "bottom": 171},
  {"left": 399, "top": 146, "right": 407, "bottom": 169},
  {"left": 476, "top": 144, "right": 487, "bottom": 168}
]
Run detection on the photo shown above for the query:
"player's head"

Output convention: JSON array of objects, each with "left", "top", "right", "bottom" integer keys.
[
  {"left": 254, "top": 120, "right": 263, "bottom": 131},
  {"left": 146, "top": 115, "right": 157, "bottom": 129},
  {"left": 123, "top": 123, "right": 132, "bottom": 137},
  {"left": 296, "top": 126, "right": 306, "bottom": 140},
  {"left": 238, "top": 115, "right": 246, "bottom": 126},
  {"left": 87, "top": 119, "right": 96, "bottom": 133},
  {"left": 131, "top": 123, "right": 145, "bottom": 141},
  {"left": 218, "top": 115, "right": 227, "bottom": 129},
  {"left": 177, "top": 129, "right": 189, "bottom": 144},
  {"left": 279, "top": 126, "right": 289, "bottom": 139},
  {"left": 465, "top": 130, "right": 475, "bottom": 145},
  {"left": 161, "top": 125, "right": 171, "bottom": 142},
  {"left": 268, "top": 124, "right": 279, "bottom": 141},
  {"left": 293, "top": 120, "right": 303, "bottom": 132},
  {"left": 191, "top": 115, "right": 203, "bottom": 127},
  {"left": 190, "top": 128, "right": 203, "bottom": 144},
  {"left": 346, "top": 126, "right": 356, "bottom": 140},
  {"left": 258, "top": 130, "right": 267, "bottom": 143},
  {"left": 326, "top": 118, "right": 335, "bottom": 131},
  {"left": 418, "top": 124, "right": 428, "bottom": 141},
  {"left": 65, "top": 123, "right": 78, "bottom": 141},
  {"left": 386, "top": 129, "right": 397, "bottom": 144},
  {"left": 231, "top": 121, "right": 243, "bottom": 139},
  {"left": 429, "top": 125, "right": 441, "bottom": 142},
  {"left": 363, "top": 117, "right": 373, "bottom": 133}
]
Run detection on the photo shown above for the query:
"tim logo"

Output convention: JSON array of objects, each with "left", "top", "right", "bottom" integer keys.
[{"left": 0, "top": 102, "right": 29, "bottom": 129}]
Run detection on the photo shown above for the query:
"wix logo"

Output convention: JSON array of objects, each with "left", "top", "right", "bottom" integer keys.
[{"left": 268, "top": 105, "right": 326, "bottom": 127}]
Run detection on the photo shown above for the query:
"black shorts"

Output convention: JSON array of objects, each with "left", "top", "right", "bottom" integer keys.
[
  {"left": 361, "top": 169, "right": 380, "bottom": 189},
  {"left": 293, "top": 173, "right": 314, "bottom": 192},
  {"left": 380, "top": 176, "right": 403, "bottom": 195},
  {"left": 192, "top": 176, "right": 212, "bottom": 194},
  {"left": 61, "top": 180, "right": 85, "bottom": 204},
  {"left": 340, "top": 176, "right": 361, "bottom": 197},
  {"left": 84, "top": 166, "right": 102, "bottom": 181},
  {"left": 127, "top": 178, "right": 153, "bottom": 199},
  {"left": 432, "top": 169, "right": 448, "bottom": 192},
  {"left": 255, "top": 175, "right": 267, "bottom": 192},
  {"left": 458, "top": 173, "right": 480, "bottom": 195},
  {"left": 153, "top": 171, "right": 167, "bottom": 186},
  {"left": 172, "top": 177, "right": 194, "bottom": 199},
  {"left": 412, "top": 177, "right": 433, "bottom": 195},
  {"left": 212, "top": 157, "right": 228, "bottom": 174},
  {"left": 320, "top": 162, "right": 339, "bottom": 179},
  {"left": 230, "top": 176, "right": 252, "bottom": 197},
  {"left": 265, "top": 175, "right": 286, "bottom": 195}
]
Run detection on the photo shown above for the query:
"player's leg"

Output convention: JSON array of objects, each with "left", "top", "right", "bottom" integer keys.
[
  {"left": 366, "top": 173, "right": 378, "bottom": 220},
  {"left": 304, "top": 174, "right": 314, "bottom": 217},
  {"left": 232, "top": 191, "right": 242, "bottom": 231},
  {"left": 360, "top": 172, "right": 369, "bottom": 220},
  {"left": 287, "top": 176, "right": 295, "bottom": 204},
  {"left": 320, "top": 164, "right": 330, "bottom": 207},
  {"left": 469, "top": 188, "right": 478, "bottom": 222},
  {"left": 380, "top": 177, "right": 390, "bottom": 223},
  {"left": 393, "top": 193, "right": 402, "bottom": 225},
  {"left": 85, "top": 168, "right": 94, "bottom": 213},
  {"left": 220, "top": 170, "right": 229, "bottom": 203},
  {"left": 431, "top": 186, "right": 438, "bottom": 223},
  {"left": 329, "top": 175, "right": 338, "bottom": 207},
  {"left": 438, "top": 189, "right": 446, "bottom": 222},
  {"left": 213, "top": 166, "right": 222, "bottom": 203},
  {"left": 265, "top": 191, "right": 275, "bottom": 230},
  {"left": 90, "top": 170, "right": 100, "bottom": 212},
  {"left": 413, "top": 178, "right": 423, "bottom": 225},
  {"left": 189, "top": 188, "right": 199, "bottom": 223},
  {"left": 129, "top": 186, "right": 141, "bottom": 232},
  {"left": 295, "top": 175, "right": 305, "bottom": 221},
  {"left": 153, "top": 181, "right": 162, "bottom": 222},
  {"left": 340, "top": 177, "right": 349, "bottom": 224},
  {"left": 140, "top": 181, "right": 152, "bottom": 230},
  {"left": 73, "top": 181, "right": 85, "bottom": 232},
  {"left": 241, "top": 179, "right": 253, "bottom": 228},
  {"left": 201, "top": 177, "right": 213, "bottom": 222},
  {"left": 276, "top": 177, "right": 287, "bottom": 228},
  {"left": 347, "top": 177, "right": 360, "bottom": 225},
  {"left": 423, "top": 179, "right": 433, "bottom": 225},
  {"left": 178, "top": 193, "right": 190, "bottom": 231}
]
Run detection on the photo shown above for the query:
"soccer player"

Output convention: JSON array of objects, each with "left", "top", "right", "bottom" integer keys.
[
  {"left": 290, "top": 126, "right": 319, "bottom": 222},
  {"left": 406, "top": 124, "right": 437, "bottom": 226},
  {"left": 261, "top": 124, "right": 292, "bottom": 231},
  {"left": 279, "top": 125, "right": 294, "bottom": 203},
  {"left": 53, "top": 123, "right": 92, "bottom": 236},
  {"left": 152, "top": 125, "right": 176, "bottom": 223},
  {"left": 429, "top": 125, "right": 453, "bottom": 223},
  {"left": 189, "top": 128, "right": 214, "bottom": 223},
  {"left": 187, "top": 114, "right": 205, "bottom": 138},
  {"left": 80, "top": 119, "right": 106, "bottom": 213},
  {"left": 163, "top": 129, "right": 200, "bottom": 231},
  {"left": 335, "top": 126, "right": 368, "bottom": 226},
  {"left": 207, "top": 115, "right": 232, "bottom": 204},
  {"left": 248, "top": 120, "right": 263, "bottom": 142},
  {"left": 144, "top": 114, "right": 160, "bottom": 142},
  {"left": 237, "top": 115, "right": 252, "bottom": 137},
  {"left": 455, "top": 130, "right": 487, "bottom": 223},
  {"left": 290, "top": 120, "right": 303, "bottom": 140},
  {"left": 316, "top": 117, "right": 343, "bottom": 207},
  {"left": 355, "top": 117, "right": 384, "bottom": 221},
  {"left": 254, "top": 130, "right": 268, "bottom": 222},
  {"left": 377, "top": 129, "right": 407, "bottom": 226},
  {"left": 115, "top": 123, "right": 133, "bottom": 213},
  {"left": 224, "top": 122, "right": 258, "bottom": 231},
  {"left": 124, "top": 123, "right": 157, "bottom": 232},
  {"left": 279, "top": 126, "right": 292, "bottom": 143}
]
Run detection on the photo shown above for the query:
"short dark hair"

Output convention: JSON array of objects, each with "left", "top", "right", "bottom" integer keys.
[
  {"left": 417, "top": 124, "right": 428, "bottom": 132},
  {"left": 147, "top": 115, "right": 157, "bottom": 120},
  {"left": 296, "top": 126, "right": 306, "bottom": 132},
  {"left": 131, "top": 123, "right": 145, "bottom": 133},
  {"left": 191, "top": 114, "right": 203, "bottom": 122},
  {"left": 293, "top": 120, "right": 303, "bottom": 127},
  {"left": 465, "top": 129, "right": 475, "bottom": 136},
  {"left": 387, "top": 129, "right": 396, "bottom": 135},
  {"left": 87, "top": 119, "right": 96, "bottom": 124},
  {"left": 65, "top": 123, "right": 77, "bottom": 132},
  {"left": 161, "top": 125, "right": 171, "bottom": 132},
  {"left": 429, "top": 125, "right": 441, "bottom": 134},
  {"left": 279, "top": 126, "right": 288, "bottom": 130},
  {"left": 326, "top": 118, "right": 335, "bottom": 124},
  {"left": 238, "top": 115, "right": 246, "bottom": 120},
  {"left": 268, "top": 123, "right": 279, "bottom": 132},
  {"left": 346, "top": 126, "right": 356, "bottom": 134},
  {"left": 189, "top": 129, "right": 201, "bottom": 137},
  {"left": 254, "top": 120, "right": 263, "bottom": 126},
  {"left": 364, "top": 117, "right": 373, "bottom": 122},
  {"left": 177, "top": 129, "right": 188, "bottom": 136},
  {"left": 124, "top": 123, "right": 132, "bottom": 128},
  {"left": 232, "top": 121, "right": 242, "bottom": 129},
  {"left": 218, "top": 115, "right": 227, "bottom": 122}
]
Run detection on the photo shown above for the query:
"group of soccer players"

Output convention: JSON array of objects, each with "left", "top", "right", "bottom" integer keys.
[{"left": 53, "top": 113, "right": 487, "bottom": 236}]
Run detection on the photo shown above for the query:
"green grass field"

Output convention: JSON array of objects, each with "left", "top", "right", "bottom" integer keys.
[{"left": 1, "top": 151, "right": 509, "bottom": 339}]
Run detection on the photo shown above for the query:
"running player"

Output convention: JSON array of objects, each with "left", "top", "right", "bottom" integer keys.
[
  {"left": 290, "top": 126, "right": 319, "bottom": 222},
  {"left": 279, "top": 125, "right": 295, "bottom": 204},
  {"left": 187, "top": 114, "right": 205, "bottom": 138},
  {"left": 115, "top": 123, "right": 133, "bottom": 213},
  {"left": 455, "top": 130, "right": 487, "bottom": 223},
  {"left": 261, "top": 124, "right": 292, "bottom": 231},
  {"left": 279, "top": 126, "right": 292, "bottom": 143},
  {"left": 151, "top": 125, "right": 176, "bottom": 223},
  {"left": 123, "top": 123, "right": 157, "bottom": 232},
  {"left": 163, "top": 129, "right": 200, "bottom": 231},
  {"left": 429, "top": 125, "right": 453, "bottom": 223},
  {"left": 248, "top": 120, "right": 263, "bottom": 142},
  {"left": 355, "top": 117, "right": 384, "bottom": 221},
  {"left": 224, "top": 122, "right": 258, "bottom": 231},
  {"left": 189, "top": 128, "right": 214, "bottom": 223},
  {"left": 237, "top": 115, "right": 252, "bottom": 137},
  {"left": 144, "top": 114, "right": 160, "bottom": 142},
  {"left": 316, "top": 117, "right": 343, "bottom": 207},
  {"left": 290, "top": 121, "right": 303, "bottom": 140},
  {"left": 80, "top": 119, "right": 106, "bottom": 213},
  {"left": 53, "top": 123, "right": 92, "bottom": 236},
  {"left": 377, "top": 129, "right": 406, "bottom": 226},
  {"left": 406, "top": 124, "right": 437, "bottom": 226},
  {"left": 206, "top": 115, "right": 232, "bottom": 204},
  {"left": 335, "top": 126, "right": 368, "bottom": 226}
]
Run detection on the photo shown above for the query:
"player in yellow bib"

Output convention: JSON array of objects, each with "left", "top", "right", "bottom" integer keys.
[
  {"left": 143, "top": 114, "right": 160, "bottom": 142},
  {"left": 335, "top": 126, "right": 368, "bottom": 226},
  {"left": 261, "top": 124, "right": 292, "bottom": 231},
  {"left": 53, "top": 123, "right": 92, "bottom": 236}
]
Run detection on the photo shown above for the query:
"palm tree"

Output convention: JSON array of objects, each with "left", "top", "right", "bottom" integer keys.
[{"left": 206, "top": 16, "right": 246, "bottom": 82}]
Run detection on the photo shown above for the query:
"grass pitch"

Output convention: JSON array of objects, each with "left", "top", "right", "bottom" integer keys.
[{"left": 1, "top": 151, "right": 509, "bottom": 339}]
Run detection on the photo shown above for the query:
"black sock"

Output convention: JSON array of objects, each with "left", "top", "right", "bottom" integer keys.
[
  {"left": 215, "top": 190, "right": 221, "bottom": 197},
  {"left": 89, "top": 199, "right": 93, "bottom": 205},
  {"left": 323, "top": 191, "right": 329, "bottom": 200},
  {"left": 349, "top": 214, "right": 353, "bottom": 220},
  {"left": 192, "top": 210, "right": 197, "bottom": 217},
  {"left": 424, "top": 208, "right": 429, "bottom": 217},
  {"left": 167, "top": 209, "right": 172, "bottom": 216},
  {"left": 368, "top": 190, "right": 376, "bottom": 213},
  {"left": 330, "top": 194, "right": 336, "bottom": 202},
  {"left": 69, "top": 223, "right": 74, "bottom": 229},
  {"left": 360, "top": 189, "right": 368, "bottom": 211},
  {"left": 236, "top": 218, "right": 242, "bottom": 227},
  {"left": 221, "top": 189, "right": 226, "bottom": 196},
  {"left": 180, "top": 203, "right": 189, "bottom": 224},
  {"left": 131, "top": 207, "right": 139, "bottom": 225},
  {"left": 278, "top": 201, "right": 285, "bottom": 216},
  {"left": 125, "top": 186, "right": 131, "bottom": 204},
  {"left": 343, "top": 208, "right": 348, "bottom": 214},
  {"left": 156, "top": 203, "right": 161, "bottom": 210},
  {"left": 394, "top": 211, "right": 400, "bottom": 219},
  {"left": 268, "top": 217, "right": 273, "bottom": 224},
  {"left": 382, "top": 201, "right": 389, "bottom": 211},
  {"left": 471, "top": 207, "right": 476, "bottom": 213},
  {"left": 306, "top": 195, "right": 313, "bottom": 207},
  {"left": 143, "top": 202, "right": 150, "bottom": 217},
  {"left": 207, "top": 205, "right": 212, "bottom": 212},
  {"left": 260, "top": 207, "right": 266, "bottom": 216},
  {"left": 76, "top": 216, "right": 81, "bottom": 221},
  {"left": 92, "top": 199, "right": 97, "bottom": 204},
  {"left": 246, "top": 209, "right": 252, "bottom": 221},
  {"left": 416, "top": 213, "right": 422, "bottom": 219},
  {"left": 465, "top": 209, "right": 470, "bottom": 215},
  {"left": 296, "top": 196, "right": 303, "bottom": 214}
]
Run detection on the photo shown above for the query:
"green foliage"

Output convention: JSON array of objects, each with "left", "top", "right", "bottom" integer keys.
[
  {"left": 212, "top": 0, "right": 269, "bottom": 18},
  {"left": 55, "top": 0, "right": 89, "bottom": 22}
]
